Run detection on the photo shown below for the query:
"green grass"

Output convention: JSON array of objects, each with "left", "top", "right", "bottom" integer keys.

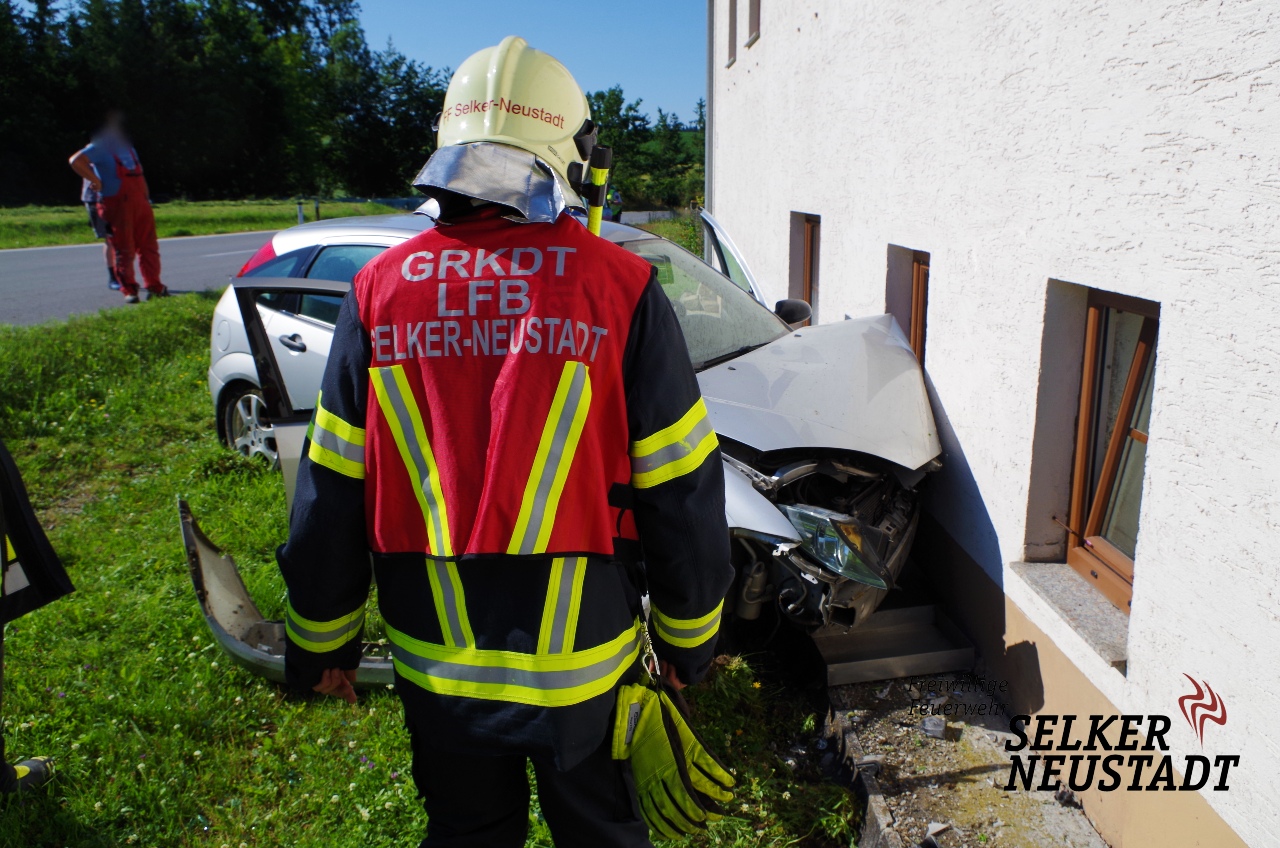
[
  {"left": 0, "top": 200, "right": 402, "bottom": 250},
  {"left": 0, "top": 296, "right": 857, "bottom": 847}
]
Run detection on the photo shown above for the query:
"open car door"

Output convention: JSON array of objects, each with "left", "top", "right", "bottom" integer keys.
[
  {"left": 231, "top": 276, "right": 341, "bottom": 507},
  {"left": 179, "top": 276, "right": 394, "bottom": 688}
]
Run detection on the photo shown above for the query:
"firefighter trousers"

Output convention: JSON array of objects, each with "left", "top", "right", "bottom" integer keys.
[
  {"left": 406, "top": 710, "right": 652, "bottom": 848},
  {"left": 98, "top": 178, "right": 163, "bottom": 296}
]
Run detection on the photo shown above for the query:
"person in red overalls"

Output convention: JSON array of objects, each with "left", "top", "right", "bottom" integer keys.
[{"left": 69, "top": 111, "right": 168, "bottom": 304}]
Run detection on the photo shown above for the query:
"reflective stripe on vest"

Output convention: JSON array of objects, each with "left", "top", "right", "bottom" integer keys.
[
  {"left": 630, "top": 398, "right": 718, "bottom": 489},
  {"left": 371, "top": 365, "right": 453, "bottom": 557},
  {"left": 308, "top": 393, "right": 366, "bottom": 479},
  {"left": 537, "top": 556, "right": 587, "bottom": 655},
  {"left": 651, "top": 600, "right": 723, "bottom": 650},
  {"left": 508, "top": 361, "right": 593, "bottom": 555},
  {"left": 286, "top": 600, "right": 366, "bottom": 653},
  {"left": 426, "top": 558, "right": 473, "bottom": 648},
  {"left": 386, "top": 619, "right": 643, "bottom": 708}
]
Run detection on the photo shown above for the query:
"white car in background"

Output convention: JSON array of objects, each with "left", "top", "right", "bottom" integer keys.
[
  {"left": 189, "top": 210, "right": 943, "bottom": 686},
  {"left": 209, "top": 212, "right": 775, "bottom": 460}
]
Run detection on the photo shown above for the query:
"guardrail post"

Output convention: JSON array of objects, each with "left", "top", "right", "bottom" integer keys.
[{"left": 296, "top": 201, "right": 304, "bottom": 225}]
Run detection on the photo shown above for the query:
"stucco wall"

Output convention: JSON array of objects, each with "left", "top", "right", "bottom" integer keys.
[{"left": 708, "top": 2, "right": 1280, "bottom": 844}]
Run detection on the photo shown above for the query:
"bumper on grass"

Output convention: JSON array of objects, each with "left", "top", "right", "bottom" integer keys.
[{"left": 178, "top": 498, "right": 393, "bottom": 689}]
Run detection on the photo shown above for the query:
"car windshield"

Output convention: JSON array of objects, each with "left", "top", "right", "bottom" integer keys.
[{"left": 617, "top": 237, "right": 788, "bottom": 369}]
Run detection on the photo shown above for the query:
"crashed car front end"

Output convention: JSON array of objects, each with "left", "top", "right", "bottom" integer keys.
[
  {"left": 697, "top": 313, "right": 942, "bottom": 636},
  {"left": 184, "top": 260, "right": 941, "bottom": 684},
  {"left": 723, "top": 449, "right": 923, "bottom": 630}
]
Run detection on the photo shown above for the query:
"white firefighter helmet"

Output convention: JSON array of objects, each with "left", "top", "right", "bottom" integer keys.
[{"left": 436, "top": 36, "right": 595, "bottom": 188}]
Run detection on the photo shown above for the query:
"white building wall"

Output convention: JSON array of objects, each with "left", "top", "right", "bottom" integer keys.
[{"left": 709, "top": 2, "right": 1280, "bottom": 844}]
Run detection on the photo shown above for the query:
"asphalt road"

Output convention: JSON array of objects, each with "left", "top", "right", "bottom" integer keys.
[{"left": 0, "top": 230, "right": 275, "bottom": 325}]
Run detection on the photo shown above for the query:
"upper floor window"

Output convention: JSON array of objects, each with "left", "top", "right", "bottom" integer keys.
[
  {"left": 746, "top": 0, "right": 760, "bottom": 47},
  {"left": 727, "top": 0, "right": 738, "bottom": 67}
]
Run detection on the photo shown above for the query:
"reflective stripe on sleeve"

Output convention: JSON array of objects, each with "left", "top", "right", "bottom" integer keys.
[
  {"left": 651, "top": 600, "right": 724, "bottom": 650},
  {"left": 286, "top": 601, "right": 366, "bottom": 653},
  {"left": 508, "top": 362, "right": 593, "bottom": 555},
  {"left": 307, "top": 394, "right": 366, "bottom": 479},
  {"left": 630, "top": 398, "right": 718, "bottom": 489},
  {"left": 537, "top": 556, "right": 587, "bottom": 655},
  {"left": 386, "top": 619, "right": 642, "bottom": 708},
  {"left": 370, "top": 365, "right": 453, "bottom": 557}
]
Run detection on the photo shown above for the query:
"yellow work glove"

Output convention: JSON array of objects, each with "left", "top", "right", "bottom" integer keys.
[
  {"left": 659, "top": 685, "right": 735, "bottom": 808},
  {"left": 613, "top": 683, "right": 735, "bottom": 839}
]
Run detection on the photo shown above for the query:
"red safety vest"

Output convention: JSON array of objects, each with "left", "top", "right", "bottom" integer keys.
[{"left": 353, "top": 212, "right": 652, "bottom": 560}]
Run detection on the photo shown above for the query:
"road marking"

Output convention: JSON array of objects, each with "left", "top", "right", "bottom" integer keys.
[{"left": 201, "top": 249, "right": 258, "bottom": 258}]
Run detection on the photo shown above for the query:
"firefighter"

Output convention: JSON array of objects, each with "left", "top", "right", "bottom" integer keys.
[
  {"left": 0, "top": 438, "right": 75, "bottom": 794},
  {"left": 277, "top": 36, "right": 732, "bottom": 847},
  {"left": 68, "top": 111, "right": 169, "bottom": 304}
]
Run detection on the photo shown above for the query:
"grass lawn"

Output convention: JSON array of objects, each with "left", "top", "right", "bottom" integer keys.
[
  {"left": 0, "top": 201, "right": 402, "bottom": 250},
  {"left": 0, "top": 295, "right": 857, "bottom": 847}
]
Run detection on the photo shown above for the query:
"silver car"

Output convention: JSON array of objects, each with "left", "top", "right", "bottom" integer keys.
[{"left": 190, "top": 211, "right": 941, "bottom": 685}]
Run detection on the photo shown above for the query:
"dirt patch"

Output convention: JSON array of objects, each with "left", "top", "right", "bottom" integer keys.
[{"left": 829, "top": 673, "right": 1109, "bottom": 848}]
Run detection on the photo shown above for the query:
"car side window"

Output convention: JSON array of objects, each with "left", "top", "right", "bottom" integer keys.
[
  {"left": 255, "top": 291, "right": 298, "bottom": 313},
  {"left": 244, "top": 247, "right": 312, "bottom": 278},
  {"left": 298, "top": 294, "right": 343, "bottom": 326},
  {"left": 305, "top": 245, "right": 386, "bottom": 284}
]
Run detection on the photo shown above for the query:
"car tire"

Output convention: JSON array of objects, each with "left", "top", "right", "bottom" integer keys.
[{"left": 221, "top": 384, "right": 279, "bottom": 468}]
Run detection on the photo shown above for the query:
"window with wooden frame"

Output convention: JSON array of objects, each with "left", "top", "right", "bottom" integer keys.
[
  {"left": 885, "top": 246, "right": 929, "bottom": 362},
  {"left": 746, "top": 0, "right": 761, "bottom": 47},
  {"left": 789, "top": 212, "right": 820, "bottom": 324},
  {"left": 1066, "top": 290, "right": 1159, "bottom": 614},
  {"left": 908, "top": 255, "right": 928, "bottom": 361},
  {"left": 727, "top": 0, "right": 738, "bottom": 67}
]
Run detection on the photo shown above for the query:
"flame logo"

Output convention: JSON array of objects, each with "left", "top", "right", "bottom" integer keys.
[{"left": 1178, "top": 674, "right": 1227, "bottom": 745}]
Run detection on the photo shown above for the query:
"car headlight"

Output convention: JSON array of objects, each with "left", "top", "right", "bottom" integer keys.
[{"left": 777, "top": 504, "right": 888, "bottom": 589}]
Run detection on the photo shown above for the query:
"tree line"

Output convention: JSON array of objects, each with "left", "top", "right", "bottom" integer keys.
[{"left": 0, "top": 0, "right": 705, "bottom": 209}]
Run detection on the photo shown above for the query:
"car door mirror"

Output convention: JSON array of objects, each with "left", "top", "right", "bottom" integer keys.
[{"left": 775, "top": 299, "right": 812, "bottom": 327}]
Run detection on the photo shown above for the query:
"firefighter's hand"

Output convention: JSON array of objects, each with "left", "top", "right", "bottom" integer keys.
[
  {"left": 88, "top": 176, "right": 102, "bottom": 192},
  {"left": 314, "top": 668, "right": 358, "bottom": 703},
  {"left": 658, "top": 660, "right": 686, "bottom": 691}
]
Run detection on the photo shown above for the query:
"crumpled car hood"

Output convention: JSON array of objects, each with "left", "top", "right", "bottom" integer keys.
[{"left": 697, "top": 314, "right": 941, "bottom": 472}]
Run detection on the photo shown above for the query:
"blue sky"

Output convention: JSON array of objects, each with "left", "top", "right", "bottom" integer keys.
[{"left": 358, "top": 1, "right": 708, "bottom": 120}]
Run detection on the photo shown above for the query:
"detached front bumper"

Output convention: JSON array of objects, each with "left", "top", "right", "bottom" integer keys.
[{"left": 178, "top": 499, "right": 394, "bottom": 689}]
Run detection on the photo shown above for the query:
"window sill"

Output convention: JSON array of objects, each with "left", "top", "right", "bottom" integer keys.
[
  {"left": 1009, "top": 562, "right": 1129, "bottom": 674},
  {"left": 745, "top": 32, "right": 760, "bottom": 48},
  {"left": 725, "top": 57, "right": 736, "bottom": 68}
]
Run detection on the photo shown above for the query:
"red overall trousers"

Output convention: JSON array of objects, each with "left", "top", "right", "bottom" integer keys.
[{"left": 97, "top": 151, "right": 163, "bottom": 296}]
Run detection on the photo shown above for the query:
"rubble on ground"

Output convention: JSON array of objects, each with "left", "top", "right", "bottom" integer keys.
[{"left": 827, "top": 672, "right": 1109, "bottom": 848}]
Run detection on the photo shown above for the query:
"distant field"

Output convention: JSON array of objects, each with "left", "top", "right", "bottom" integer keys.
[{"left": 0, "top": 200, "right": 401, "bottom": 250}]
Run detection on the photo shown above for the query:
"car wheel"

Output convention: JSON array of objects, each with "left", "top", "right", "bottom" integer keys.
[{"left": 222, "top": 386, "right": 279, "bottom": 467}]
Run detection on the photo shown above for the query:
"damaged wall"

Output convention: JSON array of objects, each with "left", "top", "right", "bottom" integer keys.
[{"left": 708, "top": 1, "right": 1280, "bottom": 845}]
